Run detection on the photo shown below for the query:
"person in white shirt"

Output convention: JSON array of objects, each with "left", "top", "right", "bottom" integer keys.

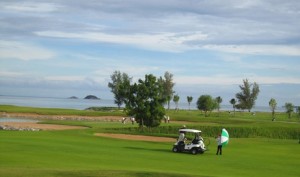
[{"left": 177, "top": 130, "right": 186, "bottom": 151}]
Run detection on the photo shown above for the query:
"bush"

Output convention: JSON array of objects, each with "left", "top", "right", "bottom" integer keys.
[{"left": 106, "top": 125, "right": 299, "bottom": 139}]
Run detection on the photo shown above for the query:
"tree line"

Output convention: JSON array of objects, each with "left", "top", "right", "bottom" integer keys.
[{"left": 108, "top": 71, "right": 299, "bottom": 127}]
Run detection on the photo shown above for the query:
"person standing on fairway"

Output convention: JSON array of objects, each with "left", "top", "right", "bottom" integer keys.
[{"left": 216, "top": 134, "right": 222, "bottom": 155}]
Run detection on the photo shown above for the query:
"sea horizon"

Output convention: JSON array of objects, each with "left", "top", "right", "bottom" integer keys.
[{"left": 0, "top": 95, "right": 288, "bottom": 113}]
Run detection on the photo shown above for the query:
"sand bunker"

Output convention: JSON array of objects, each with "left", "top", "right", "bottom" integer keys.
[
  {"left": 0, "top": 122, "right": 87, "bottom": 130},
  {"left": 1, "top": 112, "right": 123, "bottom": 122},
  {"left": 95, "top": 133, "right": 176, "bottom": 142}
]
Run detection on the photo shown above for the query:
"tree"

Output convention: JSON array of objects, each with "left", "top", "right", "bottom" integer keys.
[
  {"left": 269, "top": 98, "right": 277, "bottom": 121},
  {"left": 215, "top": 96, "right": 223, "bottom": 116},
  {"left": 296, "top": 107, "right": 300, "bottom": 119},
  {"left": 285, "top": 102, "right": 294, "bottom": 119},
  {"left": 125, "top": 74, "right": 166, "bottom": 128},
  {"left": 236, "top": 79, "right": 260, "bottom": 112},
  {"left": 230, "top": 98, "right": 236, "bottom": 116},
  {"left": 173, "top": 94, "right": 180, "bottom": 111},
  {"left": 197, "top": 95, "right": 216, "bottom": 117},
  {"left": 159, "top": 71, "right": 175, "bottom": 110},
  {"left": 108, "top": 71, "right": 131, "bottom": 109},
  {"left": 187, "top": 96, "right": 193, "bottom": 110}
]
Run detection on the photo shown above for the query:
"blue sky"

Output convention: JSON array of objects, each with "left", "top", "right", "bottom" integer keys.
[{"left": 0, "top": 0, "right": 300, "bottom": 107}]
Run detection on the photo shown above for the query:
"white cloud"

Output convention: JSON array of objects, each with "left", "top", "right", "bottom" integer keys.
[
  {"left": 176, "top": 75, "right": 300, "bottom": 85},
  {"left": 3, "top": 2, "right": 59, "bottom": 13},
  {"left": 203, "top": 44, "right": 300, "bottom": 56},
  {"left": 44, "top": 76, "right": 86, "bottom": 81},
  {"left": 0, "top": 71, "right": 24, "bottom": 77},
  {"left": 219, "top": 56, "right": 242, "bottom": 63},
  {"left": 176, "top": 75, "right": 240, "bottom": 85},
  {"left": 251, "top": 76, "right": 300, "bottom": 84},
  {"left": 233, "top": 0, "right": 261, "bottom": 9},
  {"left": 35, "top": 30, "right": 207, "bottom": 52},
  {"left": 93, "top": 65, "right": 160, "bottom": 83},
  {"left": 0, "top": 40, "right": 55, "bottom": 60},
  {"left": 35, "top": 30, "right": 300, "bottom": 56}
]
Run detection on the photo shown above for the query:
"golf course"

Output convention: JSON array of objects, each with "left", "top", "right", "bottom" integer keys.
[{"left": 0, "top": 105, "right": 299, "bottom": 177}]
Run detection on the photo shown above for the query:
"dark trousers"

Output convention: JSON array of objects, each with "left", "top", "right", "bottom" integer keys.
[
  {"left": 178, "top": 141, "right": 185, "bottom": 151},
  {"left": 216, "top": 145, "right": 222, "bottom": 155}
]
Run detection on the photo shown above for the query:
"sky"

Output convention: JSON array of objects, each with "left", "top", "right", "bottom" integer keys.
[{"left": 0, "top": 0, "right": 300, "bottom": 107}]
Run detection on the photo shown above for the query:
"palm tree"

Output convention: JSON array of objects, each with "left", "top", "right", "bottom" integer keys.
[
  {"left": 285, "top": 102, "right": 294, "bottom": 119},
  {"left": 230, "top": 98, "right": 236, "bottom": 116},
  {"left": 187, "top": 96, "right": 193, "bottom": 110},
  {"left": 216, "top": 96, "right": 223, "bottom": 116},
  {"left": 269, "top": 98, "right": 277, "bottom": 121},
  {"left": 173, "top": 94, "right": 180, "bottom": 111}
]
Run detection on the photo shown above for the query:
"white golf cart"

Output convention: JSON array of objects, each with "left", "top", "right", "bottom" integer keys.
[{"left": 172, "top": 129, "right": 206, "bottom": 155}]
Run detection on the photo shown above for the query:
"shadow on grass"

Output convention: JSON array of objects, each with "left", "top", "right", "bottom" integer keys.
[
  {"left": 124, "top": 146, "right": 172, "bottom": 153},
  {"left": 54, "top": 170, "right": 201, "bottom": 177},
  {"left": 124, "top": 146, "right": 214, "bottom": 155}
]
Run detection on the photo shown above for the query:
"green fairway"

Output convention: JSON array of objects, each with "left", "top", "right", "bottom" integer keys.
[
  {"left": 0, "top": 105, "right": 299, "bottom": 177},
  {"left": 0, "top": 129, "right": 299, "bottom": 177}
]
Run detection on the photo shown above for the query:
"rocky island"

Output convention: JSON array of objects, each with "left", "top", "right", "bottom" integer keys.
[
  {"left": 68, "top": 96, "right": 78, "bottom": 99},
  {"left": 84, "top": 95, "right": 100, "bottom": 100}
]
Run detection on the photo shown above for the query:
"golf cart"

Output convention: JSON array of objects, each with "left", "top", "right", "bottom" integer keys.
[{"left": 172, "top": 129, "right": 206, "bottom": 155}]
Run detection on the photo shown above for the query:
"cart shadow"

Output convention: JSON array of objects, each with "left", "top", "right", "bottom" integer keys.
[
  {"left": 124, "top": 146, "right": 172, "bottom": 153},
  {"left": 124, "top": 146, "right": 213, "bottom": 155}
]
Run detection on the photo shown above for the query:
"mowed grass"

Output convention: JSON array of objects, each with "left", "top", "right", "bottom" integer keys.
[
  {"left": 0, "top": 128, "right": 299, "bottom": 177},
  {"left": 0, "top": 105, "right": 299, "bottom": 176}
]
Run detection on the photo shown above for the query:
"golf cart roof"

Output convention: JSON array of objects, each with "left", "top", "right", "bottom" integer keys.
[{"left": 179, "top": 129, "right": 201, "bottom": 133}]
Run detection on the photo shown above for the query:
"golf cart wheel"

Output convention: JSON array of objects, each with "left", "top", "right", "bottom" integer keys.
[
  {"left": 172, "top": 147, "right": 179, "bottom": 153},
  {"left": 191, "top": 148, "right": 198, "bottom": 155}
]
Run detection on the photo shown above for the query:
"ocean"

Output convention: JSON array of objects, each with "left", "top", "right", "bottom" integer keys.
[
  {"left": 0, "top": 95, "right": 285, "bottom": 112},
  {"left": 0, "top": 95, "right": 113, "bottom": 110}
]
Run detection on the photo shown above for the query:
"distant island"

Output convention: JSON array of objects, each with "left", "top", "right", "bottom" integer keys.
[
  {"left": 68, "top": 96, "right": 78, "bottom": 99},
  {"left": 84, "top": 95, "right": 100, "bottom": 100}
]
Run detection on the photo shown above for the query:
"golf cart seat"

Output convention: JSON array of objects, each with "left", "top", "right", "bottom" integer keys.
[{"left": 192, "top": 139, "right": 200, "bottom": 144}]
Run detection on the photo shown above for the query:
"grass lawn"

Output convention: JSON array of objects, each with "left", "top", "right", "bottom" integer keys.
[
  {"left": 0, "top": 105, "right": 299, "bottom": 177},
  {"left": 0, "top": 128, "right": 299, "bottom": 177}
]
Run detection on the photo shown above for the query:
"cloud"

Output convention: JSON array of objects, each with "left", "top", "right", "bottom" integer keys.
[
  {"left": 35, "top": 30, "right": 300, "bottom": 55},
  {"left": 92, "top": 65, "right": 161, "bottom": 84},
  {"left": 0, "top": 40, "right": 55, "bottom": 60},
  {"left": 0, "top": 71, "right": 24, "bottom": 77},
  {"left": 3, "top": 2, "right": 60, "bottom": 13},
  {"left": 175, "top": 75, "right": 300, "bottom": 85},
  {"left": 203, "top": 44, "right": 300, "bottom": 56},
  {"left": 1, "top": 0, "right": 299, "bottom": 55},
  {"left": 35, "top": 30, "right": 207, "bottom": 52},
  {"left": 44, "top": 76, "right": 86, "bottom": 81}
]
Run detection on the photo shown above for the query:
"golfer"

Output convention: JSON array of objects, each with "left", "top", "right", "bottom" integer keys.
[
  {"left": 177, "top": 130, "right": 186, "bottom": 151},
  {"left": 216, "top": 134, "right": 222, "bottom": 155}
]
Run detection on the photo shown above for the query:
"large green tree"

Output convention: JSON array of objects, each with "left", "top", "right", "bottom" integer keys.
[
  {"left": 236, "top": 79, "right": 260, "bottom": 112},
  {"left": 125, "top": 74, "right": 166, "bottom": 128},
  {"left": 269, "top": 98, "right": 277, "bottom": 121},
  {"left": 108, "top": 71, "right": 131, "bottom": 109},
  {"left": 159, "top": 71, "right": 175, "bottom": 110},
  {"left": 196, "top": 95, "right": 216, "bottom": 117}
]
